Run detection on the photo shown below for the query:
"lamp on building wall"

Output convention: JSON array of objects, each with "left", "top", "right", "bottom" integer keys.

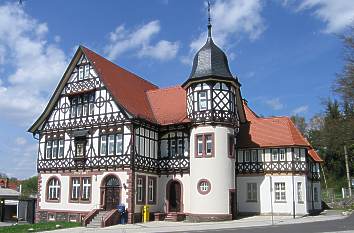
[{"left": 123, "top": 183, "right": 127, "bottom": 190}]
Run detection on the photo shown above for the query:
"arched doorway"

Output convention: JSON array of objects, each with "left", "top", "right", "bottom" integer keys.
[
  {"left": 102, "top": 175, "right": 121, "bottom": 210},
  {"left": 166, "top": 180, "right": 182, "bottom": 213}
]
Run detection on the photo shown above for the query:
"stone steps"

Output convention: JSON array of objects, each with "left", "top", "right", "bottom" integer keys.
[{"left": 86, "top": 211, "right": 109, "bottom": 228}]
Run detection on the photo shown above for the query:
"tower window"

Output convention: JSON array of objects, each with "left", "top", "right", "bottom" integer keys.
[
  {"left": 198, "top": 91, "right": 207, "bottom": 111},
  {"left": 197, "top": 179, "right": 211, "bottom": 195},
  {"left": 195, "top": 133, "right": 214, "bottom": 158}
]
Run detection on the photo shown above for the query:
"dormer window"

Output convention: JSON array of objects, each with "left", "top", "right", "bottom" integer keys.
[
  {"left": 70, "top": 92, "right": 95, "bottom": 118},
  {"left": 198, "top": 91, "right": 207, "bottom": 111}
]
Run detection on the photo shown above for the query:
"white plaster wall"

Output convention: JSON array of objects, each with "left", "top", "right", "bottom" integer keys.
[
  {"left": 189, "top": 125, "right": 235, "bottom": 214},
  {"left": 237, "top": 175, "right": 308, "bottom": 216},
  {"left": 40, "top": 171, "right": 129, "bottom": 212},
  {"left": 156, "top": 174, "right": 191, "bottom": 214},
  {"left": 134, "top": 172, "right": 162, "bottom": 213}
]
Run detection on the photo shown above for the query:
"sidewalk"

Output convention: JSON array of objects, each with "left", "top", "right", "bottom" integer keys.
[{"left": 44, "top": 211, "right": 349, "bottom": 233}]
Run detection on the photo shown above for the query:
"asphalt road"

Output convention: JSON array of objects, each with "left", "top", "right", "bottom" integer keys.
[{"left": 173, "top": 214, "right": 354, "bottom": 233}]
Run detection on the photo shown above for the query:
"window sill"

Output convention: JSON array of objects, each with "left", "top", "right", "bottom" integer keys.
[
  {"left": 46, "top": 199, "right": 60, "bottom": 203},
  {"left": 298, "top": 201, "right": 304, "bottom": 204},
  {"left": 246, "top": 200, "right": 258, "bottom": 203},
  {"left": 274, "top": 201, "right": 287, "bottom": 203}
]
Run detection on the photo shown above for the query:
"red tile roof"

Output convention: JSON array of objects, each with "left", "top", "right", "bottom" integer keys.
[
  {"left": 308, "top": 148, "right": 323, "bottom": 162},
  {"left": 147, "top": 86, "right": 189, "bottom": 125},
  {"left": 82, "top": 46, "right": 158, "bottom": 122},
  {"left": 238, "top": 101, "right": 323, "bottom": 162}
]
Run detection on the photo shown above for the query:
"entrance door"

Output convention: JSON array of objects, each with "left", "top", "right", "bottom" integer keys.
[
  {"left": 168, "top": 181, "right": 181, "bottom": 212},
  {"left": 104, "top": 176, "right": 121, "bottom": 210}
]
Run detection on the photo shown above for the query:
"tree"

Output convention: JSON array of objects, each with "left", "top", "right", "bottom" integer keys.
[
  {"left": 334, "top": 26, "right": 354, "bottom": 106},
  {"left": 20, "top": 176, "right": 38, "bottom": 198},
  {"left": 290, "top": 115, "right": 307, "bottom": 135}
]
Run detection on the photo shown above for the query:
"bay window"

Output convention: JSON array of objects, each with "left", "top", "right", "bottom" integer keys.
[
  {"left": 159, "top": 131, "right": 189, "bottom": 158},
  {"left": 45, "top": 139, "right": 65, "bottom": 159},
  {"left": 100, "top": 133, "right": 124, "bottom": 156}
]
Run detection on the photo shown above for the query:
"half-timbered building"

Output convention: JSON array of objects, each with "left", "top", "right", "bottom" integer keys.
[{"left": 28, "top": 21, "right": 322, "bottom": 225}]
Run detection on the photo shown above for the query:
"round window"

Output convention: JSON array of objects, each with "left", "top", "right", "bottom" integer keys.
[{"left": 197, "top": 179, "right": 211, "bottom": 195}]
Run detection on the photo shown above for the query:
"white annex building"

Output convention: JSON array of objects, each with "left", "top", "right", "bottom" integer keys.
[{"left": 29, "top": 19, "right": 323, "bottom": 226}]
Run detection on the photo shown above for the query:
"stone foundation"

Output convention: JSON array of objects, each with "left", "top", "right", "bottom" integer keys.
[{"left": 186, "top": 213, "right": 232, "bottom": 222}]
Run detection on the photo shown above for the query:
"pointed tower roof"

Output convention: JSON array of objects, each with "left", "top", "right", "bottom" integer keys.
[{"left": 184, "top": 2, "right": 235, "bottom": 85}]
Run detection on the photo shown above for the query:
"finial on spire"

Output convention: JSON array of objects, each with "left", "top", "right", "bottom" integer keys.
[{"left": 207, "top": 1, "right": 212, "bottom": 38}]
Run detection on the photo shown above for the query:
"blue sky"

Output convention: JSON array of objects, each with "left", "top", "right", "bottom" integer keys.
[{"left": 0, "top": 0, "right": 353, "bottom": 179}]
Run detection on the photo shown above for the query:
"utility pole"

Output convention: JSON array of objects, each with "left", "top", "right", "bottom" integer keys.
[{"left": 344, "top": 145, "right": 352, "bottom": 197}]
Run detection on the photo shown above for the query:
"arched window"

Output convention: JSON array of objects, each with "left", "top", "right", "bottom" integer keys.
[{"left": 47, "top": 177, "right": 61, "bottom": 201}]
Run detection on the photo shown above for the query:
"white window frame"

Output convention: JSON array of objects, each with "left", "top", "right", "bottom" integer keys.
[
  {"left": 48, "top": 178, "right": 60, "bottom": 200},
  {"left": 199, "top": 181, "right": 209, "bottom": 192},
  {"left": 52, "top": 140, "right": 58, "bottom": 159},
  {"left": 82, "top": 178, "right": 91, "bottom": 200},
  {"left": 84, "top": 64, "right": 90, "bottom": 79},
  {"left": 46, "top": 141, "right": 52, "bottom": 159},
  {"left": 272, "top": 149, "right": 279, "bottom": 161},
  {"left": 137, "top": 177, "right": 144, "bottom": 203},
  {"left": 244, "top": 150, "right": 250, "bottom": 162},
  {"left": 274, "top": 182, "right": 286, "bottom": 202},
  {"left": 205, "top": 135, "right": 213, "bottom": 156},
  {"left": 251, "top": 150, "right": 257, "bottom": 162},
  {"left": 108, "top": 135, "right": 115, "bottom": 155},
  {"left": 115, "top": 134, "right": 123, "bottom": 155},
  {"left": 71, "top": 178, "right": 80, "bottom": 200},
  {"left": 279, "top": 148, "right": 286, "bottom": 161},
  {"left": 78, "top": 66, "right": 84, "bottom": 80},
  {"left": 247, "top": 183, "right": 257, "bottom": 202},
  {"left": 58, "top": 140, "right": 64, "bottom": 158},
  {"left": 148, "top": 178, "right": 154, "bottom": 203},
  {"left": 197, "top": 135, "right": 203, "bottom": 157},
  {"left": 100, "top": 135, "right": 107, "bottom": 156},
  {"left": 198, "top": 91, "right": 207, "bottom": 111}
]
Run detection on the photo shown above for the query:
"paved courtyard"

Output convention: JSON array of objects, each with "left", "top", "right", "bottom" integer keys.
[{"left": 40, "top": 211, "right": 352, "bottom": 233}]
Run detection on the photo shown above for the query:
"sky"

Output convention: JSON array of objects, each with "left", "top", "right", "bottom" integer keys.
[{"left": 0, "top": 0, "right": 353, "bottom": 179}]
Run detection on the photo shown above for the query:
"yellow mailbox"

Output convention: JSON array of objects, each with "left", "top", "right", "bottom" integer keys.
[{"left": 142, "top": 205, "right": 150, "bottom": 222}]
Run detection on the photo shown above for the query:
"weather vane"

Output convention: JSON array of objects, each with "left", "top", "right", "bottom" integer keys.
[{"left": 207, "top": 0, "right": 212, "bottom": 37}]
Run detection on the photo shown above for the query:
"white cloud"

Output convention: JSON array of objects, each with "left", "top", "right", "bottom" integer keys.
[
  {"left": 265, "top": 98, "right": 284, "bottom": 110},
  {"left": 297, "top": 0, "right": 354, "bottom": 33},
  {"left": 105, "top": 20, "right": 179, "bottom": 61},
  {"left": 138, "top": 40, "right": 179, "bottom": 60},
  {"left": 189, "top": 0, "right": 265, "bottom": 53},
  {"left": 15, "top": 137, "right": 27, "bottom": 145},
  {"left": 0, "top": 3, "right": 67, "bottom": 124},
  {"left": 292, "top": 105, "right": 309, "bottom": 115}
]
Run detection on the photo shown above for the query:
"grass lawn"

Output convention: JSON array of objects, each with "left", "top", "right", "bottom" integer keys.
[{"left": 0, "top": 222, "right": 81, "bottom": 233}]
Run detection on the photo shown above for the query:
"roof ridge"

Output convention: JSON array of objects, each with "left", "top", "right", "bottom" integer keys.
[
  {"left": 80, "top": 45, "right": 159, "bottom": 89},
  {"left": 147, "top": 85, "right": 183, "bottom": 93}
]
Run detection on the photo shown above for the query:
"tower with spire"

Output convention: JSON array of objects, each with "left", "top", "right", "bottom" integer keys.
[{"left": 181, "top": 2, "right": 246, "bottom": 221}]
